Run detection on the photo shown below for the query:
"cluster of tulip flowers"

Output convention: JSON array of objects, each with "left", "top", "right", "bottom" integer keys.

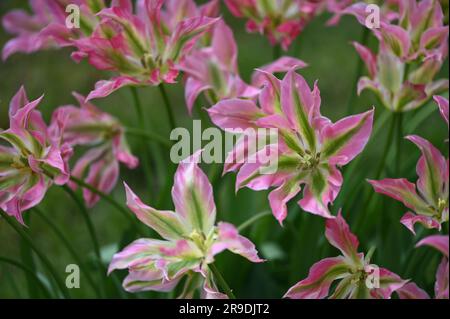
[{"left": 0, "top": 0, "right": 448, "bottom": 299}]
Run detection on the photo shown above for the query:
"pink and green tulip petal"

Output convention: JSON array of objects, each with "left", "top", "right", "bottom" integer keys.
[
  {"left": 125, "top": 182, "right": 190, "bottom": 240},
  {"left": 284, "top": 256, "right": 349, "bottom": 299},
  {"left": 325, "top": 211, "right": 359, "bottom": 261},
  {"left": 435, "top": 257, "right": 449, "bottom": 299},
  {"left": 172, "top": 151, "right": 216, "bottom": 234},
  {"left": 406, "top": 135, "right": 448, "bottom": 206},
  {"left": 268, "top": 178, "right": 302, "bottom": 225},
  {"left": 397, "top": 282, "right": 431, "bottom": 299},
  {"left": 416, "top": 235, "right": 449, "bottom": 258},
  {"left": 281, "top": 70, "right": 318, "bottom": 151},
  {"left": 321, "top": 109, "right": 374, "bottom": 166},
  {"left": 400, "top": 212, "right": 441, "bottom": 234},
  {"left": 371, "top": 268, "right": 409, "bottom": 299},
  {"left": 368, "top": 178, "right": 432, "bottom": 216},
  {"left": 207, "top": 99, "right": 264, "bottom": 131},
  {"left": 211, "top": 222, "right": 265, "bottom": 263}
]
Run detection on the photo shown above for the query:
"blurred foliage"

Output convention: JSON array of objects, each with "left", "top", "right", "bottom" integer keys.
[{"left": 0, "top": 1, "right": 448, "bottom": 298}]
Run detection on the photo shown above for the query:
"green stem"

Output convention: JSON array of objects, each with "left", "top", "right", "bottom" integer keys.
[
  {"left": 159, "top": 84, "right": 176, "bottom": 131},
  {"left": 62, "top": 186, "right": 113, "bottom": 296},
  {"left": 0, "top": 256, "right": 53, "bottom": 298},
  {"left": 238, "top": 211, "right": 272, "bottom": 232},
  {"left": 130, "top": 87, "right": 145, "bottom": 129},
  {"left": 373, "top": 113, "right": 397, "bottom": 180},
  {"left": 62, "top": 186, "right": 101, "bottom": 261},
  {"left": 130, "top": 87, "right": 155, "bottom": 203},
  {"left": 273, "top": 44, "right": 281, "bottom": 60},
  {"left": 346, "top": 27, "right": 370, "bottom": 115},
  {"left": 208, "top": 163, "right": 222, "bottom": 190},
  {"left": 209, "top": 263, "right": 236, "bottom": 299},
  {"left": 195, "top": 98, "right": 211, "bottom": 124},
  {"left": 125, "top": 127, "right": 172, "bottom": 148},
  {"left": 69, "top": 176, "right": 144, "bottom": 236},
  {"left": 0, "top": 209, "right": 70, "bottom": 299},
  {"left": 20, "top": 214, "right": 39, "bottom": 298},
  {"left": 395, "top": 113, "right": 403, "bottom": 174},
  {"left": 34, "top": 207, "right": 102, "bottom": 298},
  {"left": 353, "top": 113, "right": 397, "bottom": 230}
]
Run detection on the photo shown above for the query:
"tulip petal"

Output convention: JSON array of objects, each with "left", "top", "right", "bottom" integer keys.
[
  {"left": 108, "top": 238, "right": 166, "bottom": 273},
  {"left": 123, "top": 269, "right": 180, "bottom": 293},
  {"left": 400, "top": 212, "right": 441, "bottom": 234},
  {"left": 379, "top": 23, "right": 411, "bottom": 58},
  {"left": 397, "top": 282, "right": 431, "bottom": 299},
  {"left": 252, "top": 56, "right": 307, "bottom": 87},
  {"left": 416, "top": 235, "right": 449, "bottom": 258},
  {"left": 406, "top": 135, "right": 447, "bottom": 206},
  {"left": 284, "top": 257, "right": 349, "bottom": 299},
  {"left": 86, "top": 77, "right": 139, "bottom": 101},
  {"left": 172, "top": 151, "right": 216, "bottom": 234},
  {"left": 125, "top": 183, "right": 189, "bottom": 240},
  {"left": 208, "top": 99, "right": 264, "bottom": 131},
  {"left": 210, "top": 222, "right": 264, "bottom": 263},
  {"left": 352, "top": 42, "right": 377, "bottom": 78},
  {"left": 435, "top": 257, "right": 449, "bottom": 299},
  {"left": 434, "top": 95, "right": 449, "bottom": 128},
  {"left": 321, "top": 109, "right": 374, "bottom": 166},
  {"left": 184, "top": 77, "right": 210, "bottom": 115},
  {"left": 325, "top": 211, "right": 359, "bottom": 260},
  {"left": 268, "top": 178, "right": 302, "bottom": 225},
  {"left": 368, "top": 178, "right": 432, "bottom": 216},
  {"left": 372, "top": 268, "right": 408, "bottom": 299},
  {"left": 281, "top": 70, "right": 318, "bottom": 151},
  {"left": 212, "top": 20, "right": 237, "bottom": 72}
]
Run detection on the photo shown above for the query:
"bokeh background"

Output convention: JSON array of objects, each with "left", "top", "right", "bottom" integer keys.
[{"left": 0, "top": 0, "right": 448, "bottom": 298}]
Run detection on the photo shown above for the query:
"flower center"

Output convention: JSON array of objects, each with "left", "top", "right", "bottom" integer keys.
[
  {"left": 188, "top": 229, "right": 207, "bottom": 253},
  {"left": 436, "top": 198, "right": 449, "bottom": 221},
  {"left": 298, "top": 150, "right": 320, "bottom": 170}
]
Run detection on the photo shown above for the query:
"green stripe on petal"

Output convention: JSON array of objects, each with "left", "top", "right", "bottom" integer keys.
[{"left": 0, "top": 132, "right": 31, "bottom": 156}]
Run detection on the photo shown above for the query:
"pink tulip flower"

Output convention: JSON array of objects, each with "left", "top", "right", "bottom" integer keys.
[
  {"left": 397, "top": 235, "right": 449, "bottom": 299},
  {"left": 224, "top": 0, "right": 325, "bottom": 51},
  {"left": 285, "top": 212, "right": 407, "bottom": 299},
  {"left": 108, "top": 151, "right": 264, "bottom": 298},
  {"left": 180, "top": 19, "right": 307, "bottom": 114},
  {"left": 0, "top": 87, "right": 70, "bottom": 224},
  {"left": 208, "top": 70, "right": 374, "bottom": 223},
  {"left": 179, "top": 20, "right": 259, "bottom": 114},
  {"left": 329, "top": 0, "right": 400, "bottom": 26},
  {"left": 369, "top": 135, "right": 449, "bottom": 234},
  {"left": 2, "top": 0, "right": 102, "bottom": 60},
  {"left": 351, "top": 0, "right": 449, "bottom": 112},
  {"left": 71, "top": 0, "right": 219, "bottom": 101},
  {"left": 49, "top": 93, "right": 138, "bottom": 207}
]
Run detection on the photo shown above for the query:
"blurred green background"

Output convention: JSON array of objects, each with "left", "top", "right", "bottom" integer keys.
[{"left": 0, "top": 1, "right": 448, "bottom": 298}]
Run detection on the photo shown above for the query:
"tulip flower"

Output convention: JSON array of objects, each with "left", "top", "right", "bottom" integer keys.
[
  {"left": 224, "top": 0, "right": 324, "bottom": 51},
  {"left": 0, "top": 87, "right": 69, "bottom": 224},
  {"left": 326, "top": 0, "right": 400, "bottom": 26},
  {"left": 49, "top": 93, "right": 138, "bottom": 207},
  {"left": 398, "top": 235, "right": 449, "bottom": 299},
  {"left": 2, "top": 0, "right": 102, "bottom": 60},
  {"left": 369, "top": 135, "right": 449, "bottom": 234},
  {"left": 351, "top": 0, "right": 449, "bottom": 112},
  {"left": 208, "top": 70, "right": 374, "bottom": 223},
  {"left": 179, "top": 20, "right": 259, "bottom": 114},
  {"left": 71, "top": 0, "right": 219, "bottom": 101},
  {"left": 108, "top": 151, "right": 264, "bottom": 298},
  {"left": 180, "top": 19, "right": 307, "bottom": 114},
  {"left": 285, "top": 212, "right": 407, "bottom": 299}
]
